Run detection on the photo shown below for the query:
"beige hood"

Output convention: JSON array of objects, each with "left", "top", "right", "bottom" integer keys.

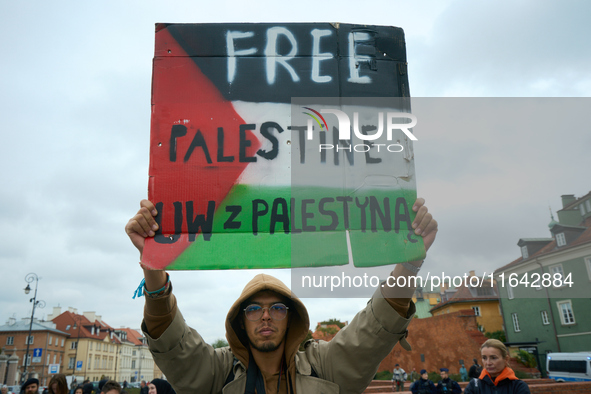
[{"left": 225, "top": 274, "right": 310, "bottom": 379}]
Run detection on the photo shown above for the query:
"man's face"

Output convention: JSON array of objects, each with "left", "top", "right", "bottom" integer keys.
[
  {"left": 2, "top": 387, "right": 8, "bottom": 394},
  {"left": 421, "top": 373, "right": 428, "bottom": 380},
  {"left": 242, "top": 291, "right": 289, "bottom": 353},
  {"left": 140, "top": 382, "right": 145, "bottom": 388},
  {"left": 25, "top": 384, "right": 38, "bottom": 394},
  {"left": 441, "top": 371, "right": 448, "bottom": 379}
]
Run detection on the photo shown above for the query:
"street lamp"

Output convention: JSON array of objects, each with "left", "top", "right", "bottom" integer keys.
[{"left": 22, "top": 273, "right": 45, "bottom": 383}]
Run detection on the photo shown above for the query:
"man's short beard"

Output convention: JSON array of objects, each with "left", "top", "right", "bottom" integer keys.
[{"left": 249, "top": 338, "right": 282, "bottom": 353}]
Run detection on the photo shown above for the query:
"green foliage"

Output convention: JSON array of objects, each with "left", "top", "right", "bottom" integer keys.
[
  {"left": 319, "top": 318, "right": 345, "bottom": 329},
  {"left": 484, "top": 330, "right": 506, "bottom": 343},
  {"left": 449, "top": 373, "right": 462, "bottom": 382},
  {"left": 517, "top": 350, "right": 537, "bottom": 368},
  {"left": 375, "top": 370, "right": 393, "bottom": 380},
  {"left": 211, "top": 338, "right": 229, "bottom": 349},
  {"left": 127, "top": 389, "right": 140, "bottom": 394},
  {"left": 428, "top": 372, "right": 441, "bottom": 382},
  {"left": 514, "top": 370, "right": 533, "bottom": 379}
]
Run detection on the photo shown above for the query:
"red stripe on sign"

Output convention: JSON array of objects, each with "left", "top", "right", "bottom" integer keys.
[{"left": 142, "top": 27, "right": 260, "bottom": 269}]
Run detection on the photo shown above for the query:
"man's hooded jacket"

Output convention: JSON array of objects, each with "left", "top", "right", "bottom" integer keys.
[{"left": 143, "top": 274, "right": 415, "bottom": 394}]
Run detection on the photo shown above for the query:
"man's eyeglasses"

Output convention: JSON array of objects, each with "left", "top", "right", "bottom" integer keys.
[{"left": 243, "top": 303, "right": 289, "bottom": 321}]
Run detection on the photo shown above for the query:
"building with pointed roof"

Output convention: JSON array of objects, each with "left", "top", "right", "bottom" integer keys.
[
  {"left": 494, "top": 191, "right": 591, "bottom": 376},
  {"left": 48, "top": 307, "right": 153, "bottom": 383},
  {"left": 429, "top": 271, "right": 503, "bottom": 333}
]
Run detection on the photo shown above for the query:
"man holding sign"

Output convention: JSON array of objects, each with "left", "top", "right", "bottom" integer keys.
[{"left": 125, "top": 197, "right": 437, "bottom": 394}]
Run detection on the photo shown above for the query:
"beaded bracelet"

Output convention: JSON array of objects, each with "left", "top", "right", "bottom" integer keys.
[{"left": 132, "top": 273, "right": 170, "bottom": 299}]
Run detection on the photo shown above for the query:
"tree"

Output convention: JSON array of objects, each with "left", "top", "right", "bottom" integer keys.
[
  {"left": 319, "top": 319, "right": 345, "bottom": 329},
  {"left": 211, "top": 339, "right": 228, "bottom": 349},
  {"left": 484, "top": 330, "right": 506, "bottom": 343}
]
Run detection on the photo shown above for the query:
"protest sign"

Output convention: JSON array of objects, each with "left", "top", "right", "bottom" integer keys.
[{"left": 142, "top": 23, "right": 424, "bottom": 270}]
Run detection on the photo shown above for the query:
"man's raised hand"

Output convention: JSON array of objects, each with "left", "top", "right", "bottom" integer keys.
[{"left": 125, "top": 199, "right": 159, "bottom": 257}]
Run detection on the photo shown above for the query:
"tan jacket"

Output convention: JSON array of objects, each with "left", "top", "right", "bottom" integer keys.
[{"left": 143, "top": 274, "right": 415, "bottom": 394}]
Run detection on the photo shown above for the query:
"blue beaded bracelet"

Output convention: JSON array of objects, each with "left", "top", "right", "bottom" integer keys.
[{"left": 132, "top": 274, "right": 170, "bottom": 299}]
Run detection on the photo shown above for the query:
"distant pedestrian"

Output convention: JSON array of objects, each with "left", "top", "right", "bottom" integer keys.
[
  {"left": 48, "top": 374, "right": 68, "bottom": 394},
  {"left": 391, "top": 364, "right": 408, "bottom": 392},
  {"left": 147, "top": 380, "right": 174, "bottom": 394},
  {"left": 459, "top": 363, "right": 468, "bottom": 382},
  {"left": 469, "top": 358, "right": 482, "bottom": 380},
  {"left": 410, "top": 368, "right": 420, "bottom": 382},
  {"left": 139, "top": 381, "right": 148, "bottom": 394},
  {"left": 20, "top": 379, "right": 40, "bottom": 394},
  {"left": 436, "top": 368, "right": 461, "bottom": 394},
  {"left": 411, "top": 370, "right": 436, "bottom": 394},
  {"left": 100, "top": 381, "right": 121, "bottom": 394}
]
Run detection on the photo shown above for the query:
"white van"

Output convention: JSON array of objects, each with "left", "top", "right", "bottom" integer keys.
[{"left": 546, "top": 352, "right": 591, "bottom": 382}]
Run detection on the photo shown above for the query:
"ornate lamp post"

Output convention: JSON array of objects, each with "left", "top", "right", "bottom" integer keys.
[{"left": 22, "top": 273, "right": 45, "bottom": 383}]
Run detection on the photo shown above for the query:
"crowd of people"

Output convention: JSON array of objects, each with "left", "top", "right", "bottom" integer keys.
[
  {"left": 390, "top": 339, "right": 530, "bottom": 393},
  {"left": 9, "top": 377, "right": 175, "bottom": 394}
]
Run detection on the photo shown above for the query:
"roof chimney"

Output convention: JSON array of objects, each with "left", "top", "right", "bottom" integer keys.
[
  {"left": 469, "top": 270, "right": 476, "bottom": 277},
  {"left": 83, "top": 312, "right": 96, "bottom": 323},
  {"left": 561, "top": 194, "right": 576, "bottom": 208}
]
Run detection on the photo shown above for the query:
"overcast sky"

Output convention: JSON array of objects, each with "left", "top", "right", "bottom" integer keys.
[{"left": 1, "top": 0, "right": 590, "bottom": 345}]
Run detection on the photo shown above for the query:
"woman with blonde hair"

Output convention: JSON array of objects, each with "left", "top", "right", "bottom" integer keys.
[
  {"left": 464, "top": 339, "right": 530, "bottom": 394},
  {"left": 48, "top": 375, "right": 68, "bottom": 394}
]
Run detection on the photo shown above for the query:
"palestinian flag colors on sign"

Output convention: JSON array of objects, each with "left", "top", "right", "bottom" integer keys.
[{"left": 142, "top": 23, "right": 425, "bottom": 270}]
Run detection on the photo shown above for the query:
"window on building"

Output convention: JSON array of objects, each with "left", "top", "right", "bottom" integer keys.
[
  {"left": 541, "top": 311, "right": 550, "bottom": 325},
  {"left": 472, "top": 306, "right": 481, "bottom": 316},
  {"left": 131, "top": 360, "right": 136, "bottom": 369},
  {"left": 68, "top": 357, "right": 75, "bottom": 369},
  {"left": 6, "top": 336, "right": 14, "bottom": 345},
  {"left": 581, "top": 204, "right": 586, "bottom": 215},
  {"left": 49, "top": 336, "right": 52, "bottom": 345},
  {"left": 25, "top": 335, "right": 34, "bottom": 345},
  {"left": 53, "top": 354, "right": 56, "bottom": 364},
  {"left": 47, "top": 355, "right": 50, "bottom": 364},
  {"left": 550, "top": 264, "right": 565, "bottom": 286},
  {"left": 70, "top": 341, "right": 78, "bottom": 350},
  {"left": 66, "top": 325, "right": 71, "bottom": 331},
  {"left": 586, "top": 199, "right": 591, "bottom": 212},
  {"left": 23, "top": 354, "right": 31, "bottom": 366},
  {"left": 507, "top": 284, "right": 514, "bottom": 300},
  {"left": 556, "top": 233, "right": 566, "bottom": 247},
  {"left": 521, "top": 246, "right": 529, "bottom": 259},
  {"left": 557, "top": 300, "right": 575, "bottom": 325},
  {"left": 512, "top": 313, "right": 520, "bottom": 332},
  {"left": 89, "top": 342, "right": 93, "bottom": 350}
]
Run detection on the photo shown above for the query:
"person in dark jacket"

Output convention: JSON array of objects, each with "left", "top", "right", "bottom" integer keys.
[
  {"left": 464, "top": 339, "right": 530, "bottom": 394},
  {"left": 411, "top": 370, "right": 436, "bottom": 394},
  {"left": 468, "top": 358, "right": 481, "bottom": 380},
  {"left": 436, "top": 368, "right": 461, "bottom": 394}
]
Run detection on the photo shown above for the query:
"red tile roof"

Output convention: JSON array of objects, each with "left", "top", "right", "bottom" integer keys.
[
  {"left": 429, "top": 280, "right": 498, "bottom": 313},
  {"left": 52, "top": 311, "right": 115, "bottom": 342}
]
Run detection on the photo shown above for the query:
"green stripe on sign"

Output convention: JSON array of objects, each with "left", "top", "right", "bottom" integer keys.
[{"left": 167, "top": 184, "right": 424, "bottom": 270}]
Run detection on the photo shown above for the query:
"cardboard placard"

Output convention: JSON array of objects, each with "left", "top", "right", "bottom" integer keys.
[{"left": 142, "top": 23, "right": 424, "bottom": 270}]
